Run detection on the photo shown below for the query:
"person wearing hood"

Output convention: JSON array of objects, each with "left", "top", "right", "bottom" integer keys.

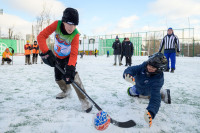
[
  {"left": 124, "top": 38, "right": 134, "bottom": 66},
  {"left": 1, "top": 48, "right": 14, "bottom": 65},
  {"left": 159, "top": 27, "right": 180, "bottom": 73},
  {"left": 112, "top": 36, "right": 122, "bottom": 66}
]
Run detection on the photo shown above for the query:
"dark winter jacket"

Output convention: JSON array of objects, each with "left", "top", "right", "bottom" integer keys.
[
  {"left": 124, "top": 41, "right": 134, "bottom": 57},
  {"left": 123, "top": 62, "right": 164, "bottom": 119},
  {"left": 112, "top": 40, "right": 121, "bottom": 55},
  {"left": 121, "top": 40, "right": 126, "bottom": 56}
]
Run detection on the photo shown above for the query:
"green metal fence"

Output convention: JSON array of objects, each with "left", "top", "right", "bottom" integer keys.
[
  {"left": 0, "top": 39, "right": 25, "bottom": 55},
  {"left": 98, "top": 37, "right": 142, "bottom": 56}
]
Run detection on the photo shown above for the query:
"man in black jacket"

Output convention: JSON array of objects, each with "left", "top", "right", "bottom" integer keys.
[
  {"left": 112, "top": 36, "right": 122, "bottom": 66},
  {"left": 124, "top": 38, "right": 134, "bottom": 66},
  {"left": 121, "top": 38, "right": 126, "bottom": 63}
]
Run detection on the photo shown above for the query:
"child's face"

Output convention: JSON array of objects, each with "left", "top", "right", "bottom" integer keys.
[
  {"left": 147, "top": 65, "right": 157, "bottom": 73},
  {"left": 63, "top": 22, "right": 76, "bottom": 34}
]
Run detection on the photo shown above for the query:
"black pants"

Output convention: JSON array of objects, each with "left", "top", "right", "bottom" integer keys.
[
  {"left": 121, "top": 54, "right": 124, "bottom": 61},
  {"left": 25, "top": 55, "right": 30, "bottom": 59},
  {"left": 95, "top": 53, "right": 97, "bottom": 57},
  {"left": 2, "top": 58, "right": 11, "bottom": 62},
  {"left": 33, "top": 54, "right": 38, "bottom": 58},
  {"left": 126, "top": 56, "right": 132, "bottom": 66},
  {"left": 55, "top": 57, "right": 70, "bottom": 81}
]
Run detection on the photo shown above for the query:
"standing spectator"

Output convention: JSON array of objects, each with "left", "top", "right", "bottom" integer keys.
[
  {"left": 1, "top": 48, "right": 14, "bottom": 65},
  {"left": 107, "top": 50, "right": 109, "bottom": 57},
  {"left": 112, "top": 36, "right": 122, "bottom": 66},
  {"left": 32, "top": 41, "right": 39, "bottom": 64},
  {"left": 124, "top": 38, "right": 134, "bottom": 66},
  {"left": 24, "top": 40, "right": 32, "bottom": 65},
  {"left": 94, "top": 48, "right": 98, "bottom": 57},
  {"left": 159, "top": 27, "right": 180, "bottom": 73},
  {"left": 121, "top": 38, "right": 126, "bottom": 63}
]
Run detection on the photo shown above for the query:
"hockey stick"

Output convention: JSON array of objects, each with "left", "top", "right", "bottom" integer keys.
[{"left": 55, "top": 64, "right": 136, "bottom": 128}]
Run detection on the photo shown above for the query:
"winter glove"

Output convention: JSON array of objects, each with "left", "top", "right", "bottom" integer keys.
[
  {"left": 11, "top": 49, "right": 14, "bottom": 54},
  {"left": 124, "top": 74, "right": 135, "bottom": 85},
  {"left": 39, "top": 50, "right": 56, "bottom": 67},
  {"left": 144, "top": 110, "right": 153, "bottom": 127},
  {"left": 63, "top": 65, "right": 76, "bottom": 84}
]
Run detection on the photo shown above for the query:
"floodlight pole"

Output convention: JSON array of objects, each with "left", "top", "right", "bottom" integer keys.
[{"left": 0, "top": 9, "right": 3, "bottom": 38}]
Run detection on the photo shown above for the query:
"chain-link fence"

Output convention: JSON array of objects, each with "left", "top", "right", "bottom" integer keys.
[
  {"left": 0, "top": 28, "right": 199, "bottom": 57},
  {"left": 79, "top": 28, "right": 200, "bottom": 57}
]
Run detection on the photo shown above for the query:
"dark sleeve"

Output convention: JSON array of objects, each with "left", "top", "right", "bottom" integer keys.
[
  {"left": 159, "top": 37, "right": 165, "bottom": 52},
  {"left": 131, "top": 43, "right": 133, "bottom": 55},
  {"left": 146, "top": 78, "right": 163, "bottom": 119},
  {"left": 112, "top": 42, "right": 115, "bottom": 49},
  {"left": 123, "top": 62, "right": 146, "bottom": 78}
]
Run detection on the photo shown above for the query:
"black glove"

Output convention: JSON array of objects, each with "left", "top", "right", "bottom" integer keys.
[
  {"left": 11, "top": 49, "right": 14, "bottom": 54},
  {"left": 39, "top": 50, "right": 56, "bottom": 67},
  {"left": 63, "top": 65, "right": 76, "bottom": 84}
]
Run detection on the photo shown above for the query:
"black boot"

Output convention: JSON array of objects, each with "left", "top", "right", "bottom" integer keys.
[{"left": 170, "top": 68, "right": 175, "bottom": 73}]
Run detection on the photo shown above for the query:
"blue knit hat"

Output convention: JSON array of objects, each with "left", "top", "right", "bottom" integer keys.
[
  {"left": 168, "top": 27, "right": 173, "bottom": 30},
  {"left": 116, "top": 36, "right": 119, "bottom": 39}
]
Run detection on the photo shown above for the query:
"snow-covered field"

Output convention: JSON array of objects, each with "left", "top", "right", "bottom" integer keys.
[{"left": 0, "top": 55, "right": 200, "bottom": 133}]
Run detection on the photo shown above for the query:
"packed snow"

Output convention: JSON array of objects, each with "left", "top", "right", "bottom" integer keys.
[{"left": 0, "top": 55, "right": 200, "bottom": 133}]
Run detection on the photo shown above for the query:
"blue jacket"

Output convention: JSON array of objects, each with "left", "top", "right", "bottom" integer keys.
[{"left": 123, "top": 62, "right": 164, "bottom": 118}]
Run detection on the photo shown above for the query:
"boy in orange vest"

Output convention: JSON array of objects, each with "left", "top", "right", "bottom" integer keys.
[
  {"left": 1, "top": 48, "right": 14, "bottom": 65},
  {"left": 24, "top": 40, "right": 32, "bottom": 65},
  {"left": 32, "top": 41, "right": 39, "bottom": 64}
]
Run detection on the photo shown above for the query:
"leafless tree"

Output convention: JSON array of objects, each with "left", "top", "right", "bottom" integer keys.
[
  {"left": 35, "top": 1, "right": 54, "bottom": 50},
  {"left": 8, "top": 26, "right": 14, "bottom": 39}
]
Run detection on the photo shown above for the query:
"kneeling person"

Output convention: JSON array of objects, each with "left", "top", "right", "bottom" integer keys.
[
  {"left": 1, "top": 48, "right": 14, "bottom": 65},
  {"left": 123, "top": 52, "right": 171, "bottom": 127},
  {"left": 37, "top": 8, "right": 92, "bottom": 113}
]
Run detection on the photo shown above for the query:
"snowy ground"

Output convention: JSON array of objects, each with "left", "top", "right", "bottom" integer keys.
[{"left": 0, "top": 55, "right": 200, "bottom": 133}]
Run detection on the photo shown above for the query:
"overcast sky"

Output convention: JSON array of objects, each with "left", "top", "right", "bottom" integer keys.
[{"left": 0, "top": 0, "right": 200, "bottom": 39}]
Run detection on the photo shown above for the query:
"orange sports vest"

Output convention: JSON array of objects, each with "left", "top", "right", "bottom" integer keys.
[
  {"left": 24, "top": 44, "right": 32, "bottom": 55},
  {"left": 2, "top": 51, "right": 11, "bottom": 59},
  {"left": 32, "top": 44, "right": 39, "bottom": 54}
]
